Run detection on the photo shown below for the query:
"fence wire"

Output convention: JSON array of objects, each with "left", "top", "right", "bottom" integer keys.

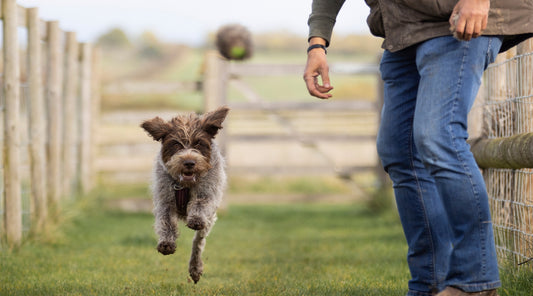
[{"left": 484, "top": 50, "right": 533, "bottom": 268}]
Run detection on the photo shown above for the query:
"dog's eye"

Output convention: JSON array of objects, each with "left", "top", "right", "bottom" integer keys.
[
  {"left": 193, "top": 140, "right": 209, "bottom": 150},
  {"left": 169, "top": 140, "right": 183, "bottom": 150}
]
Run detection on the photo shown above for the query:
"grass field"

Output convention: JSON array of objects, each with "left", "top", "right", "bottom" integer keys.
[
  {"left": 1, "top": 192, "right": 410, "bottom": 296},
  {"left": 0, "top": 188, "right": 408, "bottom": 295},
  {"left": 2, "top": 192, "right": 532, "bottom": 296}
]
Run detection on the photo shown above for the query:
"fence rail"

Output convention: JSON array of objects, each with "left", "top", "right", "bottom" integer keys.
[{"left": 0, "top": 0, "right": 100, "bottom": 248}]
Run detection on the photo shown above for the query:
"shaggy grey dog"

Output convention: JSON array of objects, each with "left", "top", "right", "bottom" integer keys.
[{"left": 141, "top": 106, "right": 229, "bottom": 283}]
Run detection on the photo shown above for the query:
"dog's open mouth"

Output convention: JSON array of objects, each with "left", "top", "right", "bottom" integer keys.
[{"left": 179, "top": 172, "right": 196, "bottom": 183}]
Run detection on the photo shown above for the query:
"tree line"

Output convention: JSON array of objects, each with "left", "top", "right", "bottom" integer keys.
[{"left": 96, "top": 27, "right": 382, "bottom": 57}]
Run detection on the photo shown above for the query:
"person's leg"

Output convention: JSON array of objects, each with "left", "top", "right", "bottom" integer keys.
[
  {"left": 378, "top": 47, "right": 452, "bottom": 296},
  {"left": 413, "top": 36, "right": 503, "bottom": 292}
]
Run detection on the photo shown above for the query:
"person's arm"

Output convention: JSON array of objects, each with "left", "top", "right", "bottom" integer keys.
[
  {"left": 449, "top": 0, "right": 490, "bottom": 41},
  {"left": 304, "top": 0, "right": 345, "bottom": 99}
]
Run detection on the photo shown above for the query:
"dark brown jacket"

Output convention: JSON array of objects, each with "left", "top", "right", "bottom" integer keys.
[{"left": 308, "top": 0, "right": 533, "bottom": 52}]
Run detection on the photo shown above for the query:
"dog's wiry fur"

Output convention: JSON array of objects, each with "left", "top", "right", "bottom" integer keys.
[{"left": 141, "top": 106, "right": 229, "bottom": 283}]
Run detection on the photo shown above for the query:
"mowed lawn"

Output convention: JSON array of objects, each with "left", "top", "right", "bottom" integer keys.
[
  {"left": 1, "top": 197, "right": 412, "bottom": 296},
  {"left": 2, "top": 196, "right": 532, "bottom": 296}
]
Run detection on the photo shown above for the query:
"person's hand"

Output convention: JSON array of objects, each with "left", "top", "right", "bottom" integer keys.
[
  {"left": 449, "top": 0, "right": 490, "bottom": 41},
  {"left": 303, "top": 37, "right": 333, "bottom": 99}
]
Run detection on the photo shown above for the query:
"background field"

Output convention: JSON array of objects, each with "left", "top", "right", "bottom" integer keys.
[{"left": 2, "top": 30, "right": 532, "bottom": 296}]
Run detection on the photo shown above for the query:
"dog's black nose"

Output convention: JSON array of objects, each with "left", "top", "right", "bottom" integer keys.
[{"left": 183, "top": 160, "right": 196, "bottom": 169}]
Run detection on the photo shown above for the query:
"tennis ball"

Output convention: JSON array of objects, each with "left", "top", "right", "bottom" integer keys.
[{"left": 230, "top": 46, "right": 246, "bottom": 59}]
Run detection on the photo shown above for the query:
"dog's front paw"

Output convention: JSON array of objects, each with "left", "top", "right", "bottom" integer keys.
[
  {"left": 157, "top": 241, "right": 176, "bottom": 255},
  {"left": 186, "top": 216, "right": 206, "bottom": 230}
]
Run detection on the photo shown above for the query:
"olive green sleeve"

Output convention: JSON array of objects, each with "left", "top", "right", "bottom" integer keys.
[{"left": 307, "top": 0, "right": 346, "bottom": 47}]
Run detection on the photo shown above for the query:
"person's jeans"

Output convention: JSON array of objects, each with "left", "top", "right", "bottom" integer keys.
[{"left": 377, "top": 36, "right": 503, "bottom": 295}]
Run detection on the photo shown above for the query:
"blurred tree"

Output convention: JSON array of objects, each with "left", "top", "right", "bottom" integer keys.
[
  {"left": 330, "top": 34, "right": 382, "bottom": 55},
  {"left": 208, "top": 29, "right": 382, "bottom": 57},
  {"left": 137, "top": 31, "right": 164, "bottom": 59},
  {"left": 253, "top": 30, "right": 305, "bottom": 52},
  {"left": 96, "top": 27, "right": 131, "bottom": 48}
]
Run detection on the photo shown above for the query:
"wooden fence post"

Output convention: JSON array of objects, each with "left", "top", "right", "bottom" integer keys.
[
  {"left": 204, "top": 50, "right": 228, "bottom": 111},
  {"left": 375, "top": 53, "right": 391, "bottom": 191},
  {"left": 46, "top": 21, "right": 63, "bottom": 209},
  {"left": 27, "top": 7, "right": 47, "bottom": 232},
  {"left": 62, "top": 32, "right": 79, "bottom": 196},
  {"left": 485, "top": 53, "right": 508, "bottom": 137},
  {"left": 517, "top": 39, "right": 533, "bottom": 132},
  {"left": 517, "top": 38, "right": 533, "bottom": 54},
  {"left": 203, "top": 50, "right": 229, "bottom": 155},
  {"left": 91, "top": 47, "right": 102, "bottom": 190},
  {"left": 517, "top": 39, "right": 533, "bottom": 94},
  {"left": 79, "top": 43, "right": 93, "bottom": 193},
  {"left": 3, "top": 0, "right": 22, "bottom": 247}
]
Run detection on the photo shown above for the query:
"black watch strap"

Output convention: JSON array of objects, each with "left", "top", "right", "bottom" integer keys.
[{"left": 307, "top": 44, "right": 327, "bottom": 54}]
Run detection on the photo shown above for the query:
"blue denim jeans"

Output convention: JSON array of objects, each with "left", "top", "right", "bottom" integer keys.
[{"left": 377, "top": 36, "right": 502, "bottom": 295}]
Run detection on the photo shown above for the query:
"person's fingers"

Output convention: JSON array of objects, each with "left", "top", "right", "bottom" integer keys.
[
  {"left": 472, "top": 19, "right": 482, "bottom": 38},
  {"left": 454, "top": 14, "right": 467, "bottom": 40},
  {"left": 320, "top": 68, "right": 331, "bottom": 90},
  {"left": 304, "top": 75, "right": 320, "bottom": 97},
  {"left": 463, "top": 17, "right": 476, "bottom": 41},
  {"left": 303, "top": 74, "right": 332, "bottom": 99},
  {"left": 450, "top": 0, "right": 490, "bottom": 40}
]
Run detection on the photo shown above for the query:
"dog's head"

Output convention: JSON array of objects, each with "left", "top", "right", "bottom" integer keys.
[{"left": 141, "top": 106, "right": 229, "bottom": 187}]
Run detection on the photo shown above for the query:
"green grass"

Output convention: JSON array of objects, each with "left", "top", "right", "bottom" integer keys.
[
  {"left": 101, "top": 92, "right": 204, "bottom": 113},
  {"left": 227, "top": 175, "right": 352, "bottom": 195},
  {"left": 499, "top": 265, "right": 533, "bottom": 296},
  {"left": 2, "top": 193, "right": 533, "bottom": 295},
  {"left": 1, "top": 195, "right": 411, "bottom": 295},
  {"left": 155, "top": 48, "right": 205, "bottom": 82},
  {"left": 96, "top": 175, "right": 354, "bottom": 200}
]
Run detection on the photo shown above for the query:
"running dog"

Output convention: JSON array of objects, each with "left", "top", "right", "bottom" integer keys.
[{"left": 141, "top": 106, "right": 229, "bottom": 283}]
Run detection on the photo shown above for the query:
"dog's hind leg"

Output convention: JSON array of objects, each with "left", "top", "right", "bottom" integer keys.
[
  {"left": 189, "top": 230, "right": 206, "bottom": 283},
  {"left": 188, "top": 225, "right": 212, "bottom": 283}
]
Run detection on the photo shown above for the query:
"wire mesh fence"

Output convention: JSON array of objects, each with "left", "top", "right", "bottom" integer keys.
[{"left": 483, "top": 46, "right": 533, "bottom": 268}]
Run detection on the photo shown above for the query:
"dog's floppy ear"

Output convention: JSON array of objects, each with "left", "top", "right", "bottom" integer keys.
[
  {"left": 201, "top": 106, "right": 229, "bottom": 138},
  {"left": 141, "top": 117, "right": 170, "bottom": 141}
]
